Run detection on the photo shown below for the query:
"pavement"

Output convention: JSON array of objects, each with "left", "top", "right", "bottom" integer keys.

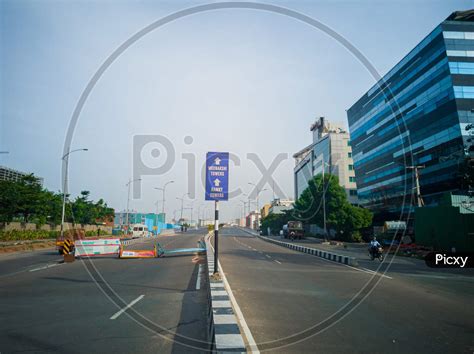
[
  {"left": 0, "top": 228, "right": 210, "bottom": 353},
  {"left": 215, "top": 227, "right": 474, "bottom": 354}
]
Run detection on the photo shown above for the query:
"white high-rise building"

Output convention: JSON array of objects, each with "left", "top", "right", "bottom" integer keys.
[{"left": 293, "top": 117, "right": 358, "bottom": 204}]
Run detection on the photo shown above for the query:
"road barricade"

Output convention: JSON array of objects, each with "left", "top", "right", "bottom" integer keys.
[
  {"left": 157, "top": 240, "right": 206, "bottom": 257},
  {"left": 74, "top": 238, "right": 121, "bottom": 257},
  {"left": 119, "top": 245, "right": 157, "bottom": 259}
]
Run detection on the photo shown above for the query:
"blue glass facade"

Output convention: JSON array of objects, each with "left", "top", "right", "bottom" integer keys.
[{"left": 347, "top": 15, "right": 474, "bottom": 217}]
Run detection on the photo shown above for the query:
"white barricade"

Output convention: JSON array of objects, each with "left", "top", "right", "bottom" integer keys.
[{"left": 75, "top": 238, "right": 121, "bottom": 257}]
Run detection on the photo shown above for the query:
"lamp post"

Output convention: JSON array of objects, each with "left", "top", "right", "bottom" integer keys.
[
  {"left": 125, "top": 178, "right": 142, "bottom": 233},
  {"left": 176, "top": 193, "right": 189, "bottom": 223},
  {"left": 248, "top": 183, "right": 267, "bottom": 231},
  {"left": 154, "top": 180, "right": 174, "bottom": 223},
  {"left": 60, "top": 148, "right": 88, "bottom": 240}
]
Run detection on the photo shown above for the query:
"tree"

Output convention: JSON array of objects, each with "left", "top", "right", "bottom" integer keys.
[
  {"left": 260, "top": 212, "right": 291, "bottom": 235},
  {"left": 293, "top": 174, "right": 372, "bottom": 241}
]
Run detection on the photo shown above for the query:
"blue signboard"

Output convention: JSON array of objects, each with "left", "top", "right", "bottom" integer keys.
[{"left": 205, "top": 152, "right": 229, "bottom": 201}]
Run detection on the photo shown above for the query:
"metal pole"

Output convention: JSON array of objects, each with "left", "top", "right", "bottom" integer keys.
[
  {"left": 60, "top": 155, "right": 69, "bottom": 240},
  {"left": 322, "top": 155, "right": 327, "bottom": 239},
  {"left": 214, "top": 200, "right": 219, "bottom": 274},
  {"left": 126, "top": 179, "right": 131, "bottom": 231}
]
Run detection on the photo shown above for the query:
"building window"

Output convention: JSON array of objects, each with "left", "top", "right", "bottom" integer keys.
[
  {"left": 348, "top": 152, "right": 352, "bottom": 158},
  {"left": 349, "top": 189, "right": 358, "bottom": 196},
  {"left": 349, "top": 176, "right": 356, "bottom": 183},
  {"left": 347, "top": 140, "right": 351, "bottom": 146},
  {"left": 349, "top": 164, "right": 354, "bottom": 171}
]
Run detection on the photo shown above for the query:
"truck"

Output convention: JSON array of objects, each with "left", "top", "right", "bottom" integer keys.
[{"left": 282, "top": 221, "right": 304, "bottom": 240}]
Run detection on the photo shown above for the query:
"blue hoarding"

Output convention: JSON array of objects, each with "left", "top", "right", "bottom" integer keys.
[{"left": 205, "top": 152, "right": 229, "bottom": 201}]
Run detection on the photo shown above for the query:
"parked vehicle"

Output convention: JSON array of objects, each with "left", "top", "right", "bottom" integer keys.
[
  {"left": 282, "top": 221, "right": 304, "bottom": 240},
  {"left": 132, "top": 224, "right": 150, "bottom": 238}
]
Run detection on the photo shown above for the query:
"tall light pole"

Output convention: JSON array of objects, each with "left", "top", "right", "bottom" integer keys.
[
  {"left": 154, "top": 180, "right": 174, "bottom": 223},
  {"left": 125, "top": 178, "right": 141, "bottom": 232},
  {"left": 176, "top": 193, "right": 189, "bottom": 223},
  {"left": 321, "top": 155, "right": 330, "bottom": 240},
  {"left": 248, "top": 183, "right": 267, "bottom": 231},
  {"left": 60, "top": 148, "right": 88, "bottom": 240}
]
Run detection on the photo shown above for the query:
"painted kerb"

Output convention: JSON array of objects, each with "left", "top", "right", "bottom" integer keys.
[{"left": 205, "top": 235, "right": 247, "bottom": 353}]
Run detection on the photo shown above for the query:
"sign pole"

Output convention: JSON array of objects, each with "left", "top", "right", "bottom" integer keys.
[{"left": 214, "top": 200, "right": 219, "bottom": 274}]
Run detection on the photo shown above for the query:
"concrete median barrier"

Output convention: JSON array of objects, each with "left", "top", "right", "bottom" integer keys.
[
  {"left": 257, "top": 234, "right": 358, "bottom": 267},
  {"left": 204, "top": 235, "right": 248, "bottom": 353}
]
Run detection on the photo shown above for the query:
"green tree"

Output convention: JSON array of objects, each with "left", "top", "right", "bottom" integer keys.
[
  {"left": 260, "top": 212, "right": 291, "bottom": 235},
  {"left": 294, "top": 174, "right": 372, "bottom": 241}
]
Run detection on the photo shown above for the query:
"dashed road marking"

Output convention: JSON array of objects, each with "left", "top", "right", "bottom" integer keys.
[
  {"left": 29, "top": 263, "right": 63, "bottom": 272},
  {"left": 274, "top": 260, "right": 282, "bottom": 265}
]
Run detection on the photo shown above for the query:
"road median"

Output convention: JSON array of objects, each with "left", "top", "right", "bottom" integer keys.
[{"left": 240, "top": 228, "right": 358, "bottom": 267}]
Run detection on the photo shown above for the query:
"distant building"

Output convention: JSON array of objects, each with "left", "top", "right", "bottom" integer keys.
[
  {"left": 246, "top": 211, "right": 259, "bottom": 229},
  {"left": 260, "top": 203, "right": 271, "bottom": 219},
  {"left": 115, "top": 211, "right": 165, "bottom": 234},
  {"left": 293, "top": 117, "right": 357, "bottom": 203},
  {"left": 0, "top": 165, "right": 44, "bottom": 186},
  {"left": 269, "top": 198, "right": 294, "bottom": 214},
  {"left": 347, "top": 10, "right": 474, "bottom": 218}
]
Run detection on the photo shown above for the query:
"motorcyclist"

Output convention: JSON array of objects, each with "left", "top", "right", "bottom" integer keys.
[{"left": 369, "top": 236, "right": 382, "bottom": 257}]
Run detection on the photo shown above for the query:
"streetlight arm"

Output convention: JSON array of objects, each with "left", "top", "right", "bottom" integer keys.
[{"left": 62, "top": 148, "right": 88, "bottom": 160}]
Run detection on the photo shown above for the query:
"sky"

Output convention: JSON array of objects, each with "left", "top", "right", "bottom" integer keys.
[{"left": 1, "top": 0, "right": 472, "bottom": 222}]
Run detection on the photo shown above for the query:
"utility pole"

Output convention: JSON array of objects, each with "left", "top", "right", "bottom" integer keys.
[
  {"left": 60, "top": 148, "right": 88, "bottom": 240},
  {"left": 125, "top": 178, "right": 141, "bottom": 233},
  {"left": 154, "top": 180, "right": 174, "bottom": 223},
  {"left": 321, "top": 155, "right": 327, "bottom": 240},
  {"left": 176, "top": 193, "right": 188, "bottom": 223},
  {"left": 248, "top": 183, "right": 267, "bottom": 231},
  {"left": 406, "top": 165, "right": 425, "bottom": 207}
]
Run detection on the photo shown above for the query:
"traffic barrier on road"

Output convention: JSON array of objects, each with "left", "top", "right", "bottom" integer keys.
[
  {"left": 156, "top": 240, "right": 206, "bottom": 257},
  {"left": 62, "top": 239, "right": 73, "bottom": 255},
  {"left": 74, "top": 238, "right": 121, "bottom": 257},
  {"left": 252, "top": 232, "right": 359, "bottom": 267},
  {"left": 119, "top": 245, "right": 157, "bottom": 258}
]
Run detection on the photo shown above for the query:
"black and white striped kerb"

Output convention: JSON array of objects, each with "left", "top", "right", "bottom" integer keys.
[
  {"left": 252, "top": 233, "right": 358, "bottom": 267},
  {"left": 205, "top": 236, "right": 247, "bottom": 353}
]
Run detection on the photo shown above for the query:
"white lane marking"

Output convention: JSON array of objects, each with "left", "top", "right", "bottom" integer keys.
[
  {"left": 274, "top": 260, "right": 282, "bottom": 265},
  {"left": 196, "top": 264, "right": 203, "bottom": 290},
  {"left": 345, "top": 265, "right": 393, "bottom": 279},
  {"left": 29, "top": 263, "right": 62, "bottom": 272},
  {"left": 110, "top": 295, "right": 144, "bottom": 320},
  {"left": 265, "top": 255, "right": 271, "bottom": 259},
  {"left": 209, "top": 235, "right": 260, "bottom": 354}
]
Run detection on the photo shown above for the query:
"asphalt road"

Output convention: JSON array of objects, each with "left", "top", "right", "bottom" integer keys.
[
  {"left": 216, "top": 227, "right": 474, "bottom": 354},
  {"left": 0, "top": 229, "right": 210, "bottom": 354}
]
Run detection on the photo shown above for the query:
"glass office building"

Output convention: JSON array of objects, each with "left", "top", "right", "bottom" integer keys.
[{"left": 347, "top": 11, "right": 474, "bottom": 218}]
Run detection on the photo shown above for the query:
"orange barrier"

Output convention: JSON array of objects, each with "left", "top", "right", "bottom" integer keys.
[{"left": 119, "top": 245, "right": 157, "bottom": 258}]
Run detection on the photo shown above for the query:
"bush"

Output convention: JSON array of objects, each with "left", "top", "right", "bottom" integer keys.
[
  {"left": 0, "top": 229, "right": 59, "bottom": 241},
  {"left": 85, "top": 229, "right": 108, "bottom": 237}
]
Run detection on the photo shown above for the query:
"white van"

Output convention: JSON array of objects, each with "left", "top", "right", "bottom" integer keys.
[{"left": 131, "top": 224, "right": 149, "bottom": 238}]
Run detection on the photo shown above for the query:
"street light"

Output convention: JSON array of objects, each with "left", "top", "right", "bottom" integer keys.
[
  {"left": 176, "top": 193, "right": 189, "bottom": 223},
  {"left": 154, "top": 180, "right": 174, "bottom": 223},
  {"left": 60, "top": 148, "right": 88, "bottom": 240},
  {"left": 125, "top": 178, "right": 142, "bottom": 232},
  {"left": 248, "top": 183, "right": 268, "bottom": 231}
]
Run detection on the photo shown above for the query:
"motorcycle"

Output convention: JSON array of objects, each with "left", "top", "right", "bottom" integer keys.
[{"left": 369, "top": 246, "right": 384, "bottom": 261}]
